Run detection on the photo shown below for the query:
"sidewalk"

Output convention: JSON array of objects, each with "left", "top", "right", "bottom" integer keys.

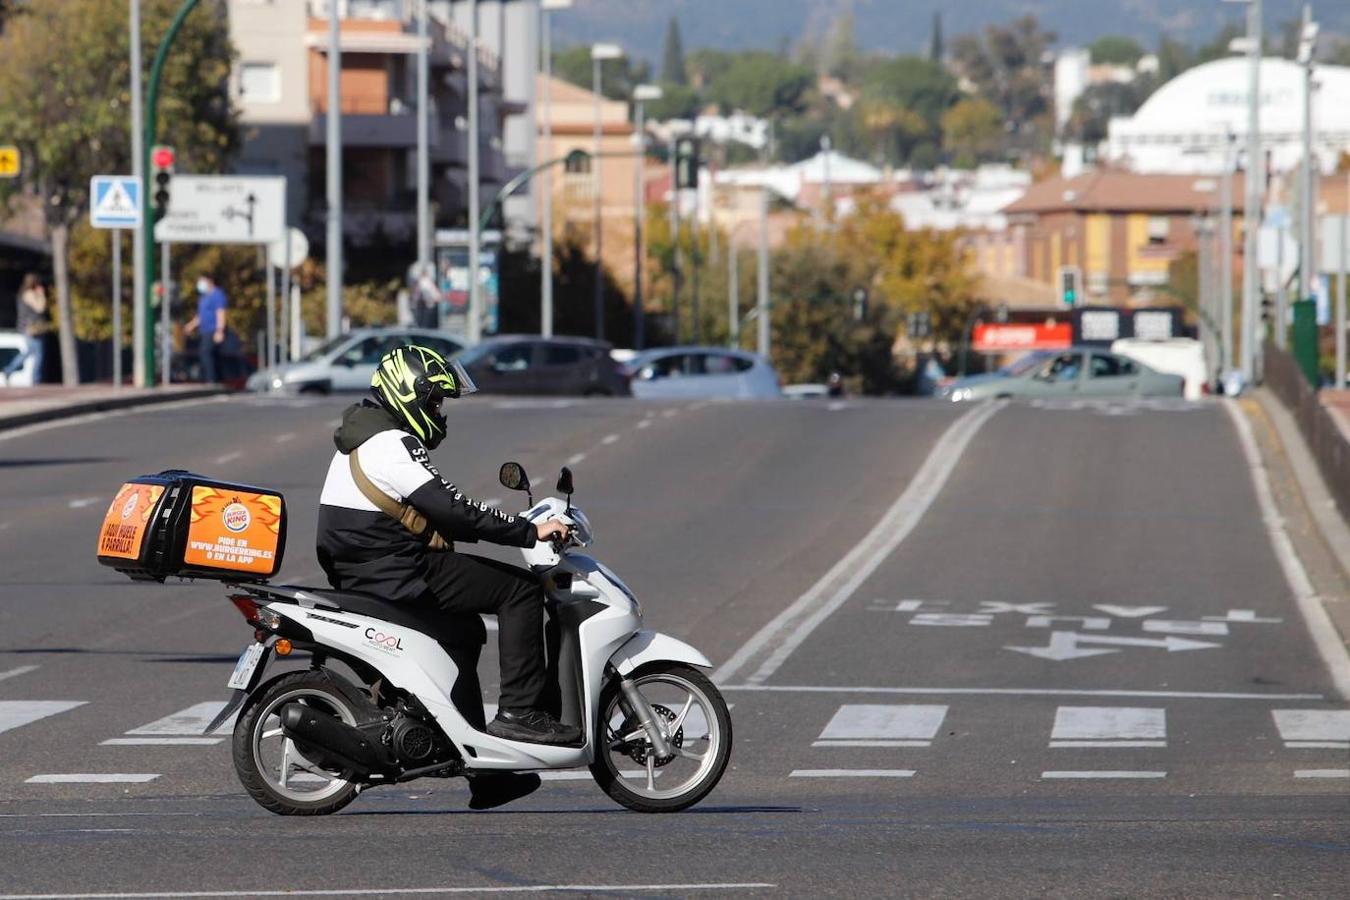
[{"left": 0, "top": 384, "right": 226, "bottom": 431}]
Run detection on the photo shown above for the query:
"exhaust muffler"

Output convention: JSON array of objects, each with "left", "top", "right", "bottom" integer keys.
[{"left": 279, "top": 703, "right": 389, "bottom": 773}]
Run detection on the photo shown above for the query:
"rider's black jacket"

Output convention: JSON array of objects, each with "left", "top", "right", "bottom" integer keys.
[{"left": 317, "top": 400, "right": 537, "bottom": 602}]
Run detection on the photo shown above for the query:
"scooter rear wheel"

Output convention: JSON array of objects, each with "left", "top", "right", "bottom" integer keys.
[{"left": 589, "top": 662, "right": 732, "bottom": 813}]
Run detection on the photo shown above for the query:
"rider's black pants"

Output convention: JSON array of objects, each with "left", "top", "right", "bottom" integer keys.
[{"left": 423, "top": 552, "right": 545, "bottom": 714}]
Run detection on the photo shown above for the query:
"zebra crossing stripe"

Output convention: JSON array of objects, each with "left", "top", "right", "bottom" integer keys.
[
  {"left": 123, "top": 701, "right": 233, "bottom": 741},
  {"left": 0, "top": 701, "right": 86, "bottom": 736},
  {"left": 0, "top": 666, "right": 39, "bottom": 684},
  {"left": 816, "top": 704, "right": 948, "bottom": 748},
  {"left": 1271, "top": 710, "right": 1350, "bottom": 749},
  {"left": 1049, "top": 706, "right": 1166, "bottom": 748}
]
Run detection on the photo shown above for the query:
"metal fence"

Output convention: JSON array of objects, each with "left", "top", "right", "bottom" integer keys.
[{"left": 1264, "top": 342, "right": 1350, "bottom": 517}]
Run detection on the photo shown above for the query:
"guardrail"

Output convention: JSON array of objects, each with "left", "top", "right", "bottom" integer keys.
[{"left": 1264, "top": 342, "right": 1350, "bottom": 517}]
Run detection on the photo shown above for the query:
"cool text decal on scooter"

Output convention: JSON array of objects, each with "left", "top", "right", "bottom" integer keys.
[{"left": 364, "top": 627, "right": 405, "bottom": 653}]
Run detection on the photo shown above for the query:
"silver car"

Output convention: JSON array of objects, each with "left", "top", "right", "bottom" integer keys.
[
  {"left": 626, "top": 346, "right": 782, "bottom": 399},
  {"left": 938, "top": 348, "right": 1184, "bottom": 402},
  {"left": 245, "top": 327, "right": 468, "bottom": 394}
]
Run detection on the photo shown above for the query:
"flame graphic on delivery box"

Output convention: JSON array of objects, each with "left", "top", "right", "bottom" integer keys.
[{"left": 184, "top": 487, "right": 283, "bottom": 572}]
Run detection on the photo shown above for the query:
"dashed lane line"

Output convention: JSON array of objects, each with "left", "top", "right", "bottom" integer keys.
[
  {"left": 0, "top": 883, "right": 776, "bottom": 899},
  {"left": 566, "top": 453, "right": 586, "bottom": 466},
  {"left": 1294, "top": 769, "right": 1350, "bottom": 778},
  {"left": 601, "top": 433, "right": 620, "bottom": 445},
  {"left": 212, "top": 451, "right": 242, "bottom": 465},
  {"left": 66, "top": 497, "right": 99, "bottom": 509},
  {"left": 712, "top": 400, "right": 1001, "bottom": 686},
  {"left": 275, "top": 432, "right": 295, "bottom": 443},
  {"left": 0, "top": 666, "right": 39, "bottom": 684},
  {"left": 789, "top": 769, "right": 915, "bottom": 778},
  {"left": 24, "top": 774, "right": 160, "bottom": 784},
  {"left": 1041, "top": 771, "right": 1166, "bottom": 780}
]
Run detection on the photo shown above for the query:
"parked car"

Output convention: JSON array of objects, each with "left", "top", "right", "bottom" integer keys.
[
  {"left": 626, "top": 346, "right": 782, "bottom": 399},
  {"left": 454, "top": 335, "right": 629, "bottom": 396},
  {"left": 0, "top": 331, "right": 37, "bottom": 387},
  {"left": 245, "top": 327, "right": 468, "bottom": 393},
  {"left": 937, "top": 348, "right": 1184, "bottom": 402},
  {"left": 1110, "top": 337, "right": 1208, "bottom": 400}
]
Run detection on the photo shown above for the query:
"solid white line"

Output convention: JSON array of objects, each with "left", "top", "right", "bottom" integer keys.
[
  {"left": 1294, "top": 769, "right": 1350, "bottom": 778},
  {"left": 0, "top": 885, "right": 774, "bottom": 899},
  {"left": 789, "top": 769, "right": 915, "bottom": 778},
  {"left": 714, "top": 401, "right": 1002, "bottom": 685},
  {"left": 601, "top": 433, "right": 620, "bottom": 445},
  {"left": 100, "top": 738, "right": 223, "bottom": 746},
  {"left": 212, "top": 451, "right": 241, "bottom": 465},
  {"left": 1041, "top": 771, "right": 1165, "bottom": 780},
  {"left": 0, "top": 666, "right": 39, "bottom": 684},
  {"left": 1224, "top": 400, "right": 1350, "bottom": 700},
  {"left": 720, "top": 684, "right": 1325, "bottom": 701},
  {"left": 812, "top": 740, "right": 930, "bottom": 748},
  {"left": 0, "top": 395, "right": 230, "bottom": 444},
  {"left": 1284, "top": 741, "right": 1350, "bottom": 749},
  {"left": 25, "top": 774, "right": 160, "bottom": 784},
  {"left": 1049, "top": 741, "right": 1167, "bottom": 748}
]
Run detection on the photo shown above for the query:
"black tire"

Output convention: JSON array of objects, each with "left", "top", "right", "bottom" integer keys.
[
  {"left": 589, "top": 663, "right": 732, "bottom": 813},
  {"left": 232, "top": 669, "right": 365, "bottom": 816}
]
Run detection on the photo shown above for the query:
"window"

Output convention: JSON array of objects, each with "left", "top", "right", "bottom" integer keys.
[
  {"left": 490, "top": 343, "right": 533, "bottom": 372},
  {"left": 239, "top": 63, "right": 280, "bottom": 104},
  {"left": 1147, "top": 216, "right": 1170, "bottom": 246},
  {"left": 1089, "top": 354, "right": 1122, "bottom": 378},
  {"left": 1087, "top": 271, "right": 1109, "bottom": 295},
  {"left": 1038, "top": 353, "right": 1081, "bottom": 380},
  {"left": 335, "top": 336, "right": 387, "bottom": 367},
  {"left": 702, "top": 353, "right": 753, "bottom": 374},
  {"left": 644, "top": 353, "right": 701, "bottom": 379},
  {"left": 563, "top": 152, "right": 591, "bottom": 175},
  {"left": 545, "top": 344, "right": 583, "bottom": 366}
]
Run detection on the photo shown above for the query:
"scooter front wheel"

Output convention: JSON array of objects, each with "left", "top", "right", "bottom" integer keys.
[{"left": 589, "top": 662, "right": 732, "bottom": 813}]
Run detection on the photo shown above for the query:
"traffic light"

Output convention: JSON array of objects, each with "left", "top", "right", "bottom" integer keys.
[
  {"left": 151, "top": 145, "right": 175, "bottom": 218},
  {"left": 675, "top": 137, "right": 700, "bottom": 190},
  {"left": 1058, "top": 265, "right": 1082, "bottom": 308}
]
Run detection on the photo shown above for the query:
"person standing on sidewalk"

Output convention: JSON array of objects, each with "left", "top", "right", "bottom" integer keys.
[
  {"left": 7, "top": 274, "right": 49, "bottom": 384},
  {"left": 185, "top": 274, "right": 227, "bottom": 384}
]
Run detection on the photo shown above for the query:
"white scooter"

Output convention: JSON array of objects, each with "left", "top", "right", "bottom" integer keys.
[{"left": 210, "top": 463, "right": 732, "bottom": 815}]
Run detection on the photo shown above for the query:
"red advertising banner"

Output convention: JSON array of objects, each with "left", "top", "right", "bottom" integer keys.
[{"left": 973, "top": 322, "right": 1073, "bottom": 352}]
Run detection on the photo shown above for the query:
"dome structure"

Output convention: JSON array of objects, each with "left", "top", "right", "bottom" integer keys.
[{"left": 1106, "top": 57, "right": 1350, "bottom": 175}]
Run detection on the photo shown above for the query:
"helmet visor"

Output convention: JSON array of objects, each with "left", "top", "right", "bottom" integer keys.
[{"left": 449, "top": 358, "right": 478, "bottom": 397}]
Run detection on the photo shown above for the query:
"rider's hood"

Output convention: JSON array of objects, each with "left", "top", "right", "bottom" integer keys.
[{"left": 333, "top": 399, "right": 401, "bottom": 454}]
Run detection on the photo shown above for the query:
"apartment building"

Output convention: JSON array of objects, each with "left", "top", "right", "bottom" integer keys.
[{"left": 227, "top": 0, "right": 520, "bottom": 254}]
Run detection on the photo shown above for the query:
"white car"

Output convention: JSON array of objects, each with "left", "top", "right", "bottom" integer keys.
[
  {"left": 1110, "top": 337, "right": 1208, "bottom": 400},
  {"left": 245, "top": 327, "right": 468, "bottom": 394},
  {"left": 0, "top": 331, "right": 37, "bottom": 387},
  {"left": 625, "top": 346, "right": 782, "bottom": 400}
]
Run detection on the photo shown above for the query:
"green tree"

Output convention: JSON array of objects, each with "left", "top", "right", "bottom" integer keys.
[
  {"left": 646, "top": 83, "right": 699, "bottom": 122},
  {"left": 1330, "top": 40, "right": 1350, "bottom": 67},
  {"left": 822, "top": 12, "right": 861, "bottom": 82},
  {"left": 860, "top": 56, "right": 957, "bottom": 136},
  {"left": 660, "top": 17, "right": 687, "bottom": 85},
  {"left": 929, "top": 12, "right": 944, "bottom": 63},
  {"left": 1089, "top": 35, "right": 1144, "bottom": 66},
  {"left": 951, "top": 15, "right": 1057, "bottom": 157},
  {"left": 0, "top": 0, "right": 238, "bottom": 384},
  {"left": 1156, "top": 35, "right": 1191, "bottom": 82},
  {"left": 941, "top": 97, "right": 1004, "bottom": 167},
  {"left": 705, "top": 52, "right": 813, "bottom": 117},
  {"left": 1064, "top": 80, "right": 1152, "bottom": 144},
  {"left": 553, "top": 46, "right": 648, "bottom": 101}
]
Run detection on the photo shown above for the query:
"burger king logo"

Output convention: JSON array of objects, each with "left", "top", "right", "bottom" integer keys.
[
  {"left": 120, "top": 494, "right": 140, "bottom": 520},
  {"left": 222, "top": 501, "right": 251, "bottom": 533}
]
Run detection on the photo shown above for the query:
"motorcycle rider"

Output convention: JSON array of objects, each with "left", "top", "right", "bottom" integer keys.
[{"left": 316, "top": 344, "right": 577, "bottom": 805}]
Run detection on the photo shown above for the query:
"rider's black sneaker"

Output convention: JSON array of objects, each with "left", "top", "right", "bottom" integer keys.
[
  {"left": 467, "top": 771, "right": 542, "bottom": 810},
  {"left": 487, "top": 708, "right": 582, "bottom": 745}
]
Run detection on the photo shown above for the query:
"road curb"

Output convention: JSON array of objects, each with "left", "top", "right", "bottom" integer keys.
[{"left": 0, "top": 387, "right": 228, "bottom": 433}]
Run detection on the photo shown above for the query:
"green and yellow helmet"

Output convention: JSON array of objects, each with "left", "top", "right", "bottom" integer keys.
[{"left": 370, "top": 344, "right": 477, "bottom": 448}]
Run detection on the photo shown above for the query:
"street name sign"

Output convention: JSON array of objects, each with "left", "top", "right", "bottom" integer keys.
[
  {"left": 89, "top": 175, "right": 142, "bottom": 229},
  {"left": 0, "top": 145, "right": 20, "bottom": 178},
  {"left": 154, "top": 175, "right": 285, "bottom": 244}
]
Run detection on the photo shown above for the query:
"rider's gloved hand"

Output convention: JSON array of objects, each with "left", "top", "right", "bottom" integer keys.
[{"left": 535, "top": 519, "right": 571, "bottom": 545}]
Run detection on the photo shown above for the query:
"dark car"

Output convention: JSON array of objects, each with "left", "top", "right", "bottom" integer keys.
[{"left": 454, "top": 336, "right": 630, "bottom": 396}]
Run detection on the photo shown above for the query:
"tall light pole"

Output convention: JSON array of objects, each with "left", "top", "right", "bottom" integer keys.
[
  {"left": 590, "top": 42, "right": 623, "bottom": 341},
  {"left": 632, "top": 83, "right": 662, "bottom": 351},
  {"left": 326, "top": 0, "right": 344, "bottom": 339},
  {"left": 1221, "top": 132, "right": 1235, "bottom": 378},
  {"left": 1224, "top": 0, "right": 1263, "bottom": 382},
  {"left": 416, "top": 0, "right": 431, "bottom": 277},
  {"left": 1298, "top": 5, "right": 1319, "bottom": 305},
  {"left": 467, "top": 0, "right": 482, "bottom": 343},
  {"left": 129, "top": 0, "right": 146, "bottom": 386},
  {"left": 539, "top": 0, "right": 571, "bottom": 338}
]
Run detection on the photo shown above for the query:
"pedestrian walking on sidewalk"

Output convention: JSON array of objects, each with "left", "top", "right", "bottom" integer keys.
[
  {"left": 185, "top": 274, "right": 227, "bottom": 383},
  {"left": 6, "top": 273, "right": 49, "bottom": 384}
]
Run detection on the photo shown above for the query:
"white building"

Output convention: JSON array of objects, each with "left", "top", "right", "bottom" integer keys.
[
  {"left": 1106, "top": 57, "right": 1350, "bottom": 175},
  {"left": 889, "top": 165, "right": 1031, "bottom": 232},
  {"left": 659, "top": 111, "right": 771, "bottom": 151}
]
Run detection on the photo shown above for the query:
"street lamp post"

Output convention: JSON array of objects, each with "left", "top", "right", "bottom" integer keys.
[
  {"left": 1223, "top": 0, "right": 1263, "bottom": 383},
  {"left": 416, "top": 0, "right": 430, "bottom": 276},
  {"left": 632, "top": 84, "right": 662, "bottom": 351},
  {"left": 326, "top": 0, "right": 343, "bottom": 339},
  {"left": 1298, "top": 5, "right": 1319, "bottom": 306},
  {"left": 467, "top": 0, "right": 482, "bottom": 344},
  {"left": 1221, "top": 133, "right": 1235, "bottom": 379},
  {"left": 539, "top": 1, "right": 572, "bottom": 338},
  {"left": 590, "top": 42, "right": 623, "bottom": 342},
  {"left": 129, "top": 0, "right": 146, "bottom": 386}
]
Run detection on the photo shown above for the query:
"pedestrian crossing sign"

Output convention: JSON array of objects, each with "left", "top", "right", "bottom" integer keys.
[
  {"left": 89, "top": 175, "right": 141, "bottom": 228},
  {"left": 0, "top": 145, "right": 18, "bottom": 178}
]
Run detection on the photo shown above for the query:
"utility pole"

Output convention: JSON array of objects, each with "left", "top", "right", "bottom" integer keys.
[
  {"left": 669, "top": 133, "right": 681, "bottom": 342},
  {"left": 129, "top": 0, "right": 146, "bottom": 387},
  {"left": 632, "top": 84, "right": 661, "bottom": 351},
  {"left": 1240, "top": 0, "right": 1262, "bottom": 384},
  {"left": 728, "top": 238, "right": 739, "bottom": 349},
  {"left": 326, "top": 0, "right": 343, "bottom": 339},
  {"left": 1298, "top": 5, "right": 1319, "bottom": 304},
  {"left": 1221, "top": 133, "right": 1235, "bottom": 378},
  {"left": 416, "top": 0, "right": 430, "bottom": 276},
  {"left": 467, "top": 0, "right": 482, "bottom": 343},
  {"left": 756, "top": 185, "right": 770, "bottom": 358},
  {"left": 590, "top": 43, "right": 623, "bottom": 341},
  {"left": 539, "top": 1, "right": 571, "bottom": 338}
]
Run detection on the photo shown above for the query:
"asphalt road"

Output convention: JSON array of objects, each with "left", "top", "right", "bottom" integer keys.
[{"left": 0, "top": 393, "right": 1346, "bottom": 898}]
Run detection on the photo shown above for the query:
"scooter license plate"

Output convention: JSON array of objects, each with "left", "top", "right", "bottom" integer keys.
[{"left": 226, "top": 642, "right": 265, "bottom": 690}]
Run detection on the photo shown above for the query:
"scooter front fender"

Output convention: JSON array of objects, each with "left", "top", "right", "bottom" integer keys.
[{"left": 609, "top": 629, "right": 712, "bottom": 675}]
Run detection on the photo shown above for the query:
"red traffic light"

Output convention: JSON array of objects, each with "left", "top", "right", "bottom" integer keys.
[{"left": 151, "top": 146, "right": 175, "bottom": 169}]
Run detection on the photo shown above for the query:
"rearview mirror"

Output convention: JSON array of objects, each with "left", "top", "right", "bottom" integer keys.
[
  {"left": 556, "top": 466, "right": 574, "bottom": 497},
  {"left": 499, "top": 461, "right": 530, "bottom": 493}
]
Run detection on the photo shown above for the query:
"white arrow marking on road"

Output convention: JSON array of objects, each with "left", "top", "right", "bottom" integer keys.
[
  {"left": 1006, "top": 631, "right": 1222, "bottom": 660},
  {"left": 1094, "top": 605, "right": 1169, "bottom": 618},
  {"left": 1142, "top": 619, "right": 1229, "bottom": 637},
  {"left": 1026, "top": 615, "right": 1111, "bottom": 631},
  {"left": 979, "top": 601, "right": 1055, "bottom": 615}
]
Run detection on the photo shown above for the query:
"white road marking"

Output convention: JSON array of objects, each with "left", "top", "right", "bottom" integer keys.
[
  {"left": 25, "top": 774, "right": 160, "bottom": 784},
  {"left": 891, "top": 600, "right": 927, "bottom": 613},
  {"left": 0, "top": 884, "right": 775, "bottom": 899},
  {"left": 911, "top": 613, "right": 992, "bottom": 627},
  {"left": 0, "top": 666, "right": 39, "bottom": 684},
  {"left": 1006, "top": 631, "right": 1222, "bottom": 661},
  {"left": 1026, "top": 616, "right": 1111, "bottom": 631},
  {"left": 1285, "top": 741, "right": 1349, "bottom": 749},
  {"left": 1094, "top": 605, "right": 1168, "bottom": 618},
  {"left": 979, "top": 602, "right": 1054, "bottom": 615},
  {"left": 661, "top": 408, "right": 679, "bottom": 418},
  {"left": 811, "top": 740, "right": 931, "bottom": 748},
  {"left": 635, "top": 419, "right": 652, "bottom": 430},
  {"left": 714, "top": 401, "right": 1003, "bottom": 685},
  {"left": 1224, "top": 399, "right": 1350, "bottom": 700},
  {"left": 1202, "top": 609, "right": 1283, "bottom": 624},
  {"left": 1142, "top": 619, "right": 1229, "bottom": 637},
  {"left": 565, "top": 453, "right": 586, "bottom": 466},
  {"left": 818, "top": 705, "right": 947, "bottom": 748},
  {"left": 0, "top": 394, "right": 230, "bottom": 444},
  {"left": 275, "top": 432, "right": 295, "bottom": 443},
  {"left": 789, "top": 769, "right": 915, "bottom": 778},
  {"left": 601, "top": 433, "right": 620, "bottom": 445},
  {"left": 1041, "top": 771, "right": 1165, "bottom": 780},
  {"left": 491, "top": 399, "right": 578, "bottom": 410},
  {"left": 723, "top": 684, "right": 1324, "bottom": 701},
  {"left": 126, "top": 702, "right": 232, "bottom": 737},
  {"left": 212, "top": 451, "right": 242, "bottom": 465},
  {"left": 827, "top": 401, "right": 848, "bottom": 412},
  {"left": 0, "top": 701, "right": 86, "bottom": 736},
  {"left": 100, "top": 738, "right": 222, "bottom": 746},
  {"left": 1271, "top": 709, "right": 1350, "bottom": 748},
  {"left": 1294, "top": 769, "right": 1350, "bottom": 778},
  {"left": 66, "top": 497, "right": 99, "bottom": 509},
  {"left": 1049, "top": 707, "right": 1165, "bottom": 748}
]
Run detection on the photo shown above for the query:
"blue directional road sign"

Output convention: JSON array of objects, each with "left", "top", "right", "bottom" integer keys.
[{"left": 90, "top": 175, "right": 142, "bottom": 229}]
